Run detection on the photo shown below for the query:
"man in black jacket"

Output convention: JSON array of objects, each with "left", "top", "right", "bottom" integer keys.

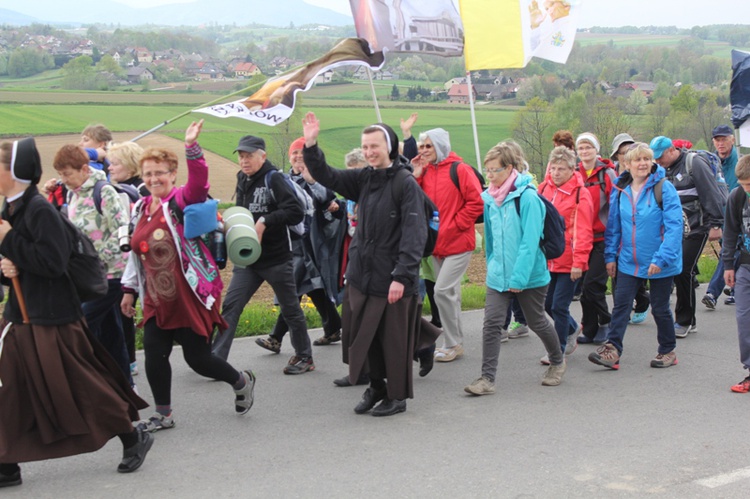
[{"left": 211, "top": 135, "right": 314, "bottom": 375}]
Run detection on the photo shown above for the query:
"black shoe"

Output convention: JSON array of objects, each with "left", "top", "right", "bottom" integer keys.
[
  {"left": 372, "top": 398, "right": 407, "bottom": 417},
  {"left": 417, "top": 344, "right": 435, "bottom": 377},
  {"left": 117, "top": 429, "right": 154, "bottom": 473},
  {"left": 0, "top": 470, "right": 21, "bottom": 488},
  {"left": 354, "top": 386, "right": 386, "bottom": 414},
  {"left": 333, "top": 373, "right": 368, "bottom": 387}
]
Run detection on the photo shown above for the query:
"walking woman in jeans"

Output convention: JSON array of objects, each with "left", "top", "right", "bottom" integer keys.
[
  {"left": 0, "top": 138, "right": 152, "bottom": 488},
  {"left": 120, "top": 120, "right": 255, "bottom": 431}
]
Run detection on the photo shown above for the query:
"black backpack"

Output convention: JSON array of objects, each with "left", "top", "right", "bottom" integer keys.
[
  {"left": 392, "top": 168, "right": 439, "bottom": 258},
  {"left": 92, "top": 180, "right": 140, "bottom": 215},
  {"left": 515, "top": 186, "right": 567, "bottom": 260},
  {"left": 449, "top": 161, "right": 486, "bottom": 224}
]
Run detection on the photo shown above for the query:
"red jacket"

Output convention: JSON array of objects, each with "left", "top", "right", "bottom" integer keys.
[
  {"left": 577, "top": 158, "right": 616, "bottom": 242},
  {"left": 539, "top": 173, "right": 594, "bottom": 273},
  {"left": 416, "top": 152, "right": 484, "bottom": 258}
]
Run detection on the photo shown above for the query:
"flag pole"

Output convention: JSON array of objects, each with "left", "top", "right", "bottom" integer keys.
[
  {"left": 465, "top": 71, "right": 482, "bottom": 173},
  {"left": 367, "top": 68, "right": 382, "bottom": 122}
]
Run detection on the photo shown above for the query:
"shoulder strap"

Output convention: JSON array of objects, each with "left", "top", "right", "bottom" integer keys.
[
  {"left": 685, "top": 151, "right": 694, "bottom": 178},
  {"left": 93, "top": 179, "right": 106, "bottom": 215},
  {"left": 391, "top": 168, "right": 411, "bottom": 203},
  {"left": 264, "top": 170, "right": 279, "bottom": 204},
  {"left": 653, "top": 178, "right": 665, "bottom": 209},
  {"left": 167, "top": 196, "right": 183, "bottom": 225},
  {"left": 513, "top": 186, "right": 532, "bottom": 217},
  {"left": 449, "top": 161, "right": 461, "bottom": 190}
]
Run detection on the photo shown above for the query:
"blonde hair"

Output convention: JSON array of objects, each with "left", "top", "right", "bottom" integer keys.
[
  {"left": 345, "top": 148, "right": 366, "bottom": 168},
  {"left": 81, "top": 124, "right": 112, "bottom": 144},
  {"left": 547, "top": 145, "right": 576, "bottom": 169},
  {"left": 140, "top": 148, "right": 179, "bottom": 172},
  {"left": 623, "top": 142, "right": 653, "bottom": 165},
  {"left": 484, "top": 141, "right": 525, "bottom": 171},
  {"left": 109, "top": 142, "right": 144, "bottom": 179}
]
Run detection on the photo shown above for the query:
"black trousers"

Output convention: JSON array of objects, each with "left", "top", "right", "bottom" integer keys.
[
  {"left": 675, "top": 233, "right": 709, "bottom": 327},
  {"left": 271, "top": 287, "right": 342, "bottom": 340},
  {"left": 580, "top": 241, "right": 612, "bottom": 338}
]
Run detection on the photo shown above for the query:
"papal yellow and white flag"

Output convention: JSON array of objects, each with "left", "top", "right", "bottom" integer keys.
[
  {"left": 194, "top": 38, "right": 384, "bottom": 126},
  {"left": 459, "top": 0, "right": 581, "bottom": 70}
]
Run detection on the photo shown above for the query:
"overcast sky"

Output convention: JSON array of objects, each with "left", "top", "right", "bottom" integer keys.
[{"left": 76, "top": 0, "right": 750, "bottom": 29}]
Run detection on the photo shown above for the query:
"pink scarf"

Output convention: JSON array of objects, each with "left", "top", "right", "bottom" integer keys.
[{"left": 487, "top": 169, "right": 518, "bottom": 206}]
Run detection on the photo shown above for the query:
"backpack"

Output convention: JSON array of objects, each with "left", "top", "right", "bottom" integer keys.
[
  {"left": 392, "top": 168, "right": 439, "bottom": 258},
  {"left": 617, "top": 177, "right": 667, "bottom": 209},
  {"left": 56, "top": 210, "right": 108, "bottom": 302},
  {"left": 448, "top": 161, "right": 487, "bottom": 224},
  {"left": 515, "top": 186, "right": 567, "bottom": 260},
  {"left": 92, "top": 180, "right": 140, "bottom": 216},
  {"left": 583, "top": 166, "right": 617, "bottom": 197},
  {"left": 167, "top": 197, "right": 227, "bottom": 269},
  {"left": 264, "top": 170, "right": 314, "bottom": 239},
  {"left": 685, "top": 150, "right": 729, "bottom": 196}
]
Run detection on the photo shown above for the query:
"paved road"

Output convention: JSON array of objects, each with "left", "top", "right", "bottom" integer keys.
[{"left": 7, "top": 284, "right": 749, "bottom": 498}]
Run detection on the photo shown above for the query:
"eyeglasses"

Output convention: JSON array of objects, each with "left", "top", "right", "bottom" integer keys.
[
  {"left": 143, "top": 170, "right": 172, "bottom": 179},
  {"left": 577, "top": 145, "right": 595, "bottom": 151},
  {"left": 485, "top": 167, "right": 506, "bottom": 175},
  {"left": 418, "top": 144, "right": 433, "bottom": 150}
]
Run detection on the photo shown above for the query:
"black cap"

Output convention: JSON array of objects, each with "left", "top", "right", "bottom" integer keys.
[
  {"left": 11, "top": 137, "right": 42, "bottom": 185},
  {"left": 712, "top": 125, "right": 733, "bottom": 138},
  {"left": 234, "top": 135, "right": 265, "bottom": 154}
]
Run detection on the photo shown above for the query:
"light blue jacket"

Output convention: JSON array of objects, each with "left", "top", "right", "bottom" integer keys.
[
  {"left": 484, "top": 173, "right": 550, "bottom": 292},
  {"left": 604, "top": 166, "right": 683, "bottom": 279}
]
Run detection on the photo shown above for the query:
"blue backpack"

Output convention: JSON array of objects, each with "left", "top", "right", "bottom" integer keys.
[{"left": 514, "top": 187, "right": 567, "bottom": 260}]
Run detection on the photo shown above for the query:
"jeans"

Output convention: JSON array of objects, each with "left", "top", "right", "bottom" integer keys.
[
  {"left": 545, "top": 272, "right": 579, "bottom": 355},
  {"left": 82, "top": 278, "right": 131, "bottom": 384},
  {"left": 213, "top": 260, "right": 311, "bottom": 360},
  {"left": 707, "top": 245, "right": 740, "bottom": 298},
  {"left": 606, "top": 272, "right": 675, "bottom": 356}
]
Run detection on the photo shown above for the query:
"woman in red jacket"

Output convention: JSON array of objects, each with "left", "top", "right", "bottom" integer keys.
[
  {"left": 539, "top": 146, "right": 595, "bottom": 362},
  {"left": 412, "top": 128, "right": 484, "bottom": 363}
]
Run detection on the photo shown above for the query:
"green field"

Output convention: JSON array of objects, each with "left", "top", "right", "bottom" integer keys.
[{"left": 0, "top": 89, "right": 515, "bottom": 164}]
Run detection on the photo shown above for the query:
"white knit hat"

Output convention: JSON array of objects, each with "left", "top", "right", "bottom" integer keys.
[{"left": 576, "top": 132, "right": 600, "bottom": 153}]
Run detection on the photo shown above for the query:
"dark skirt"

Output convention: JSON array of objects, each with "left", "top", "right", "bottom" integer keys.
[
  {"left": 341, "top": 285, "right": 420, "bottom": 401},
  {"left": 0, "top": 320, "right": 147, "bottom": 463}
]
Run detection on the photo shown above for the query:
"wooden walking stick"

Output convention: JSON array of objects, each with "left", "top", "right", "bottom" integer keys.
[{"left": 11, "top": 276, "right": 29, "bottom": 324}]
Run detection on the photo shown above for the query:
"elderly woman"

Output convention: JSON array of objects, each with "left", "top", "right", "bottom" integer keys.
[
  {"left": 590, "top": 143, "right": 683, "bottom": 369},
  {"left": 539, "top": 146, "right": 594, "bottom": 362},
  {"left": 0, "top": 138, "right": 152, "bottom": 488},
  {"left": 464, "top": 142, "right": 567, "bottom": 396},
  {"left": 53, "top": 144, "right": 132, "bottom": 384},
  {"left": 120, "top": 120, "right": 255, "bottom": 432}
]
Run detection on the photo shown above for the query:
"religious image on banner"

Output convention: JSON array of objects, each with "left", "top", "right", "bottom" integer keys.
[
  {"left": 194, "top": 38, "right": 384, "bottom": 126},
  {"left": 524, "top": 0, "right": 579, "bottom": 63},
  {"left": 350, "top": 0, "right": 463, "bottom": 56}
]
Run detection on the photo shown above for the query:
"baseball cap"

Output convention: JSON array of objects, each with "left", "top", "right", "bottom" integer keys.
[
  {"left": 234, "top": 135, "right": 266, "bottom": 154},
  {"left": 712, "top": 125, "right": 733, "bottom": 138},
  {"left": 610, "top": 133, "right": 635, "bottom": 159},
  {"left": 649, "top": 136, "right": 673, "bottom": 160}
]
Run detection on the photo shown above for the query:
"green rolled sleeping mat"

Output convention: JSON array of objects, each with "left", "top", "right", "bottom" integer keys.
[{"left": 223, "top": 206, "right": 261, "bottom": 267}]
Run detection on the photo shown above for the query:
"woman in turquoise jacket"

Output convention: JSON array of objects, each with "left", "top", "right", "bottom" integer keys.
[
  {"left": 590, "top": 143, "right": 683, "bottom": 370},
  {"left": 464, "top": 143, "right": 565, "bottom": 396}
]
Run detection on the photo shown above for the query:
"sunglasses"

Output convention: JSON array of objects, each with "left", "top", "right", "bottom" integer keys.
[{"left": 418, "top": 144, "right": 434, "bottom": 150}]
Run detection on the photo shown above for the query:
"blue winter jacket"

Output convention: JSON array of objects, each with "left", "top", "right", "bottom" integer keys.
[
  {"left": 484, "top": 173, "right": 550, "bottom": 292},
  {"left": 604, "top": 166, "right": 683, "bottom": 279}
]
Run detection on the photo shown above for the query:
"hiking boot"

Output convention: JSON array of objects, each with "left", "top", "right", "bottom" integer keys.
[
  {"left": 283, "top": 356, "right": 315, "bottom": 375},
  {"left": 255, "top": 336, "right": 281, "bottom": 354},
  {"left": 117, "top": 428, "right": 154, "bottom": 473},
  {"left": 464, "top": 377, "right": 495, "bottom": 396},
  {"left": 540, "top": 354, "right": 551, "bottom": 365},
  {"left": 565, "top": 326, "right": 581, "bottom": 355},
  {"left": 701, "top": 293, "right": 716, "bottom": 310},
  {"left": 435, "top": 344, "right": 464, "bottom": 362},
  {"left": 731, "top": 375, "right": 750, "bottom": 393},
  {"left": 629, "top": 308, "right": 649, "bottom": 324},
  {"left": 588, "top": 343, "right": 620, "bottom": 370},
  {"left": 650, "top": 351, "right": 678, "bottom": 368},
  {"left": 135, "top": 412, "right": 176, "bottom": 433},
  {"left": 725, "top": 296, "right": 736, "bottom": 305},
  {"left": 542, "top": 360, "right": 566, "bottom": 386},
  {"left": 234, "top": 370, "right": 256, "bottom": 415},
  {"left": 724, "top": 286, "right": 733, "bottom": 296},
  {"left": 500, "top": 328, "right": 509, "bottom": 343},
  {"left": 674, "top": 323, "right": 697, "bottom": 339},
  {"left": 313, "top": 330, "right": 341, "bottom": 346},
  {"left": 508, "top": 322, "right": 529, "bottom": 339},
  {"left": 572, "top": 292, "right": 582, "bottom": 302}
]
